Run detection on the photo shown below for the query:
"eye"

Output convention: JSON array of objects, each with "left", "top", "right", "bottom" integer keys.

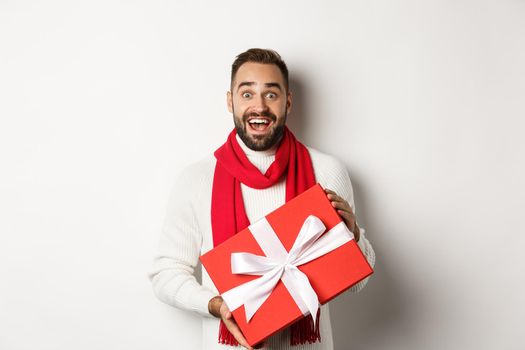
[
  {"left": 242, "top": 92, "right": 252, "bottom": 98},
  {"left": 266, "top": 92, "right": 277, "bottom": 99}
]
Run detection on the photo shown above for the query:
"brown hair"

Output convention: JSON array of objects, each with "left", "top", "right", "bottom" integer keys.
[{"left": 231, "top": 48, "right": 289, "bottom": 91}]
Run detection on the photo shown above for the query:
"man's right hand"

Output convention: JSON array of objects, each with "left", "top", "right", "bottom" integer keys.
[{"left": 208, "top": 296, "right": 254, "bottom": 350}]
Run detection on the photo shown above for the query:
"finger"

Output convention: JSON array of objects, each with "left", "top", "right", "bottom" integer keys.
[
  {"left": 326, "top": 193, "right": 343, "bottom": 203},
  {"left": 331, "top": 200, "right": 353, "bottom": 213},
  {"left": 327, "top": 193, "right": 348, "bottom": 206},
  {"left": 324, "top": 188, "right": 336, "bottom": 195},
  {"left": 326, "top": 192, "right": 346, "bottom": 205},
  {"left": 220, "top": 301, "right": 232, "bottom": 320},
  {"left": 224, "top": 318, "right": 252, "bottom": 349},
  {"left": 337, "top": 209, "right": 355, "bottom": 221},
  {"left": 325, "top": 189, "right": 344, "bottom": 201},
  {"left": 337, "top": 209, "right": 356, "bottom": 230},
  {"left": 224, "top": 328, "right": 253, "bottom": 349}
]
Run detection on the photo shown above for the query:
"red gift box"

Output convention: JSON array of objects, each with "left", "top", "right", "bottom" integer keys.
[{"left": 200, "top": 183, "right": 373, "bottom": 346}]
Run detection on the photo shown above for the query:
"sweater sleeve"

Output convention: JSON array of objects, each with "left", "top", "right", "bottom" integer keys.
[
  {"left": 317, "top": 155, "right": 376, "bottom": 293},
  {"left": 148, "top": 165, "right": 217, "bottom": 318}
]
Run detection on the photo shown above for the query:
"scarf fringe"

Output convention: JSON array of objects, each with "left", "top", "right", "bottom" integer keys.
[
  {"left": 218, "top": 320, "right": 239, "bottom": 346},
  {"left": 290, "top": 309, "right": 321, "bottom": 346},
  {"left": 218, "top": 310, "right": 321, "bottom": 347}
]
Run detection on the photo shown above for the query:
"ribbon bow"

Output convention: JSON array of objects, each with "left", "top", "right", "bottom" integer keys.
[{"left": 221, "top": 215, "right": 354, "bottom": 325}]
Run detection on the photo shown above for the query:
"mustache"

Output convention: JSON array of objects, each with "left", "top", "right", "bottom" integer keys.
[{"left": 242, "top": 111, "right": 277, "bottom": 123}]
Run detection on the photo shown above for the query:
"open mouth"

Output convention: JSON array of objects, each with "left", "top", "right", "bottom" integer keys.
[{"left": 247, "top": 117, "right": 273, "bottom": 133}]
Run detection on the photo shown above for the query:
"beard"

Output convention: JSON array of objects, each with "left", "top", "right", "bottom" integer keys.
[{"left": 233, "top": 107, "right": 287, "bottom": 151}]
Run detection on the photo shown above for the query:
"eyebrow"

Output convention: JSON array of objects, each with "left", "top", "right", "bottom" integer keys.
[{"left": 236, "top": 81, "right": 283, "bottom": 92}]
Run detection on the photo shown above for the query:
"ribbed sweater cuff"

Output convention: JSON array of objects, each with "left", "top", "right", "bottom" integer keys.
[{"left": 193, "top": 288, "right": 219, "bottom": 318}]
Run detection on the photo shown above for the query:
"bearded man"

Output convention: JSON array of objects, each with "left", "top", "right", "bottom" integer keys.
[{"left": 149, "top": 48, "right": 376, "bottom": 350}]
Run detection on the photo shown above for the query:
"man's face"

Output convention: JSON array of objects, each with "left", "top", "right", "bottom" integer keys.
[{"left": 227, "top": 62, "right": 292, "bottom": 151}]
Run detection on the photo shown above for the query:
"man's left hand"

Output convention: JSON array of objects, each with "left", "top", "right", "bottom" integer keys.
[{"left": 324, "top": 188, "right": 360, "bottom": 242}]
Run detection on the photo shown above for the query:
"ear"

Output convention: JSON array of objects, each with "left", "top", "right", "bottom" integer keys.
[
  {"left": 286, "top": 91, "right": 292, "bottom": 115},
  {"left": 227, "top": 91, "right": 233, "bottom": 113}
]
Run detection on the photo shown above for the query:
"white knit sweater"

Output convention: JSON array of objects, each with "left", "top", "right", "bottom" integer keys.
[{"left": 149, "top": 135, "right": 376, "bottom": 350}]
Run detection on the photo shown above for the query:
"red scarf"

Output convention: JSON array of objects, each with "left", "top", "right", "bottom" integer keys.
[{"left": 212, "top": 126, "right": 320, "bottom": 346}]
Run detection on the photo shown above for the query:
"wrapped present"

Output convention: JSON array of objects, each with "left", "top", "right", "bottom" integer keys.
[{"left": 200, "top": 183, "right": 373, "bottom": 346}]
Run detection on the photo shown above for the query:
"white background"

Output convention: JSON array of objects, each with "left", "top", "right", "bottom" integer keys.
[{"left": 1, "top": 1, "right": 524, "bottom": 349}]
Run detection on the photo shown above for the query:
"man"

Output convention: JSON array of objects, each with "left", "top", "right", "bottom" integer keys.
[{"left": 149, "top": 48, "right": 375, "bottom": 350}]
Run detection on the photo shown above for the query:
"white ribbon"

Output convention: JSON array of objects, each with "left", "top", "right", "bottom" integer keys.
[{"left": 221, "top": 215, "right": 354, "bottom": 325}]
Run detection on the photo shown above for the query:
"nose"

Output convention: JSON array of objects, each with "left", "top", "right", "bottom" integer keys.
[{"left": 252, "top": 95, "right": 269, "bottom": 114}]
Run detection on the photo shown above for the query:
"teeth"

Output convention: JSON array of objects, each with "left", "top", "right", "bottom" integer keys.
[{"left": 249, "top": 119, "right": 269, "bottom": 124}]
